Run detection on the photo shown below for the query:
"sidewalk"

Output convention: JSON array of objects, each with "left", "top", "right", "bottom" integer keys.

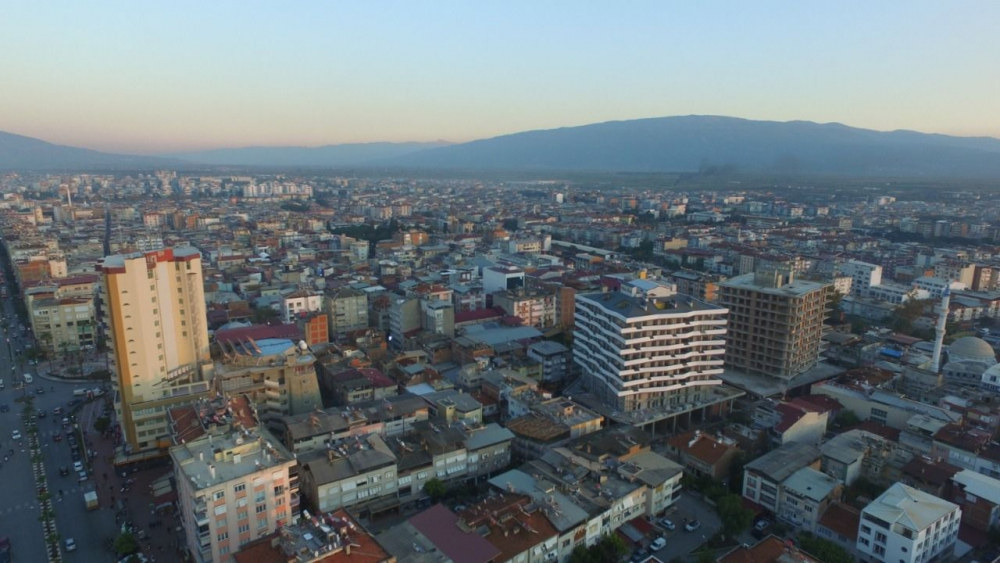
[{"left": 88, "top": 404, "right": 186, "bottom": 562}]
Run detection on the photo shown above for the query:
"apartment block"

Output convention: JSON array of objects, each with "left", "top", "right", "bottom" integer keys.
[
  {"left": 101, "top": 247, "right": 213, "bottom": 453},
  {"left": 325, "top": 287, "right": 369, "bottom": 335},
  {"left": 719, "top": 270, "right": 831, "bottom": 379},
  {"left": 856, "top": 484, "right": 960, "bottom": 563},
  {"left": 574, "top": 279, "right": 728, "bottom": 413},
  {"left": 214, "top": 338, "right": 323, "bottom": 430},
  {"left": 171, "top": 425, "right": 298, "bottom": 563}
]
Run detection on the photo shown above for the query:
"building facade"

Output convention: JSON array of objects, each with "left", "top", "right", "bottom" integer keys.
[{"left": 101, "top": 247, "right": 213, "bottom": 452}]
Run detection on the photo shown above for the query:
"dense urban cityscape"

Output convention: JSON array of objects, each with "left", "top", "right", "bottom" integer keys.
[{"left": 0, "top": 171, "right": 997, "bottom": 563}]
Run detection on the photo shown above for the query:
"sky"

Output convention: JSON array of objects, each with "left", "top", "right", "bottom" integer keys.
[{"left": 0, "top": 1, "right": 997, "bottom": 154}]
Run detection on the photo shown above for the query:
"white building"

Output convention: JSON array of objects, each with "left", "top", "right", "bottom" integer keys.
[
  {"left": 280, "top": 290, "right": 323, "bottom": 323},
  {"left": 574, "top": 280, "right": 727, "bottom": 413},
  {"left": 840, "top": 260, "right": 883, "bottom": 296},
  {"left": 856, "top": 483, "right": 960, "bottom": 563},
  {"left": 914, "top": 276, "right": 966, "bottom": 298},
  {"left": 483, "top": 265, "right": 525, "bottom": 294}
]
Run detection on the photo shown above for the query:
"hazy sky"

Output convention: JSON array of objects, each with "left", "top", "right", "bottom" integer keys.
[{"left": 1, "top": 1, "right": 997, "bottom": 154}]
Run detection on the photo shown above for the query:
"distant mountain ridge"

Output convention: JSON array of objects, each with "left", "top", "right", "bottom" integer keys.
[
  {"left": 0, "top": 130, "right": 178, "bottom": 170},
  {"left": 2, "top": 116, "right": 1000, "bottom": 176},
  {"left": 167, "top": 141, "right": 451, "bottom": 167},
  {"left": 390, "top": 115, "right": 1000, "bottom": 177}
]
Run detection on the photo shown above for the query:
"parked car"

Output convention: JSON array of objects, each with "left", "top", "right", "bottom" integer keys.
[
  {"left": 64, "top": 538, "right": 76, "bottom": 552},
  {"left": 73, "top": 461, "right": 84, "bottom": 473},
  {"left": 59, "top": 466, "right": 69, "bottom": 476},
  {"left": 10, "top": 430, "right": 20, "bottom": 440},
  {"left": 650, "top": 537, "right": 666, "bottom": 551},
  {"left": 660, "top": 518, "right": 675, "bottom": 531},
  {"left": 685, "top": 520, "right": 701, "bottom": 532},
  {"left": 53, "top": 407, "right": 62, "bottom": 416},
  {"left": 754, "top": 519, "right": 770, "bottom": 532},
  {"left": 36, "top": 411, "right": 45, "bottom": 419},
  {"left": 0, "top": 404, "right": 8, "bottom": 413},
  {"left": 630, "top": 548, "right": 649, "bottom": 562},
  {"left": 77, "top": 471, "right": 88, "bottom": 483},
  {"left": 53, "top": 434, "right": 62, "bottom": 442}
]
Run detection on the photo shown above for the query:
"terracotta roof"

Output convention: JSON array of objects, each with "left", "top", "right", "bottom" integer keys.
[
  {"left": 666, "top": 431, "right": 738, "bottom": 466},
  {"left": 791, "top": 395, "right": 842, "bottom": 414},
  {"left": 901, "top": 456, "right": 961, "bottom": 487},
  {"left": 216, "top": 323, "right": 302, "bottom": 344},
  {"left": 773, "top": 403, "right": 808, "bottom": 433},
  {"left": 934, "top": 423, "right": 992, "bottom": 453},
  {"left": 846, "top": 421, "right": 901, "bottom": 442},
  {"left": 816, "top": 502, "right": 860, "bottom": 542},
  {"left": 454, "top": 307, "right": 505, "bottom": 324},
  {"left": 719, "top": 536, "right": 821, "bottom": 563}
]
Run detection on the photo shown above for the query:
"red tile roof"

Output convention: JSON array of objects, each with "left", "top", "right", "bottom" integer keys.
[{"left": 216, "top": 323, "right": 302, "bottom": 344}]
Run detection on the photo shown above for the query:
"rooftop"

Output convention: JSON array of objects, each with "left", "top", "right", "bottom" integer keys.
[
  {"left": 745, "top": 442, "right": 822, "bottom": 483},
  {"left": 865, "top": 483, "right": 959, "bottom": 532},
  {"left": 577, "top": 290, "right": 723, "bottom": 319},
  {"left": 171, "top": 425, "right": 293, "bottom": 490},
  {"left": 720, "top": 272, "right": 830, "bottom": 297}
]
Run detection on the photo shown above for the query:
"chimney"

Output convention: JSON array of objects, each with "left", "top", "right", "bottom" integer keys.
[
  {"left": 209, "top": 464, "right": 216, "bottom": 480},
  {"left": 199, "top": 451, "right": 204, "bottom": 462}
]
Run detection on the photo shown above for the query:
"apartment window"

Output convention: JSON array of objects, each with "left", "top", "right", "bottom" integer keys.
[
  {"left": 219, "top": 546, "right": 229, "bottom": 555},
  {"left": 255, "top": 491, "right": 266, "bottom": 503},
  {"left": 875, "top": 532, "right": 888, "bottom": 544},
  {"left": 274, "top": 485, "right": 285, "bottom": 496},
  {"left": 238, "top": 524, "right": 250, "bottom": 534},
  {"left": 213, "top": 491, "right": 225, "bottom": 500},
  {"left": 216, "top": 518, "right": 227, "bottom": 528},
  {"left": 217, "top": 532, "right": 228, "bottom": 542},
  {"left": 256, "top": 504, "right": 266, "bottom": 514},
  {"left": 234, "top": 483, "right": 246, "bottom": 493},
  {"left": 257, "top": 517, "right": 267, "bottom": 529},
  {"left": 237, "top": 510, "right": 248, "bottom": 521}
]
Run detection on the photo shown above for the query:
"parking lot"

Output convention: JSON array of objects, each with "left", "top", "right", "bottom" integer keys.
[{"left": 632, "top": 491, "right": 723, "bottom": 561}]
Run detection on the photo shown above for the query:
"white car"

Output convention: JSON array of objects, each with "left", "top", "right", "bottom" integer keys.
[
  {"left": 660, "top": 518, "right": 675, "bottom": 531},
  {"left": 73, "top": 461, "right": 84, "bottom": 473},
  {"left": 10, "top": 430, "right": 21, "bottom": 440},
  {"left": 685, "top": 520, "right": 701, "bottom": 532},
  {"left": 65, "top": 538, "right": 76, "bottom": 552},
  {"left": 650, "top": 537, "right": 666, "bottom": 552}
]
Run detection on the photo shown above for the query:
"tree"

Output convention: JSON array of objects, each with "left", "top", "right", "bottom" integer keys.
[
  {"left": 571, "top": 534, "right": 628, "bottom": 563},
  {"left": 424, "top": 478, "right": 446, "bottom": 501},
  {"left": 797, "top": 533, "right": 853, "bottom": 563},
  {"left": 716, "top": 493, "right": 753, "bottom": 537},
  {"left": 833, "top": 409, "right": 861, "bottom": 429},
  {"left": 95, "top": 416, "right": 111, "bottom": 433},
  {"left": 114, "top": 532, "right": 140, "bottom": 556}
]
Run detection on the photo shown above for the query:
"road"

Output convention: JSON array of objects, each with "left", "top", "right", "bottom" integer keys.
[{"left": 0, "top": 281, "right": 117, "bottom": 562}]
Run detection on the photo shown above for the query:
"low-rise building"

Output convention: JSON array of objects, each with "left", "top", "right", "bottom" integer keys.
[{"left": 856, "top": 483, "right": 960, "bottom": 563}]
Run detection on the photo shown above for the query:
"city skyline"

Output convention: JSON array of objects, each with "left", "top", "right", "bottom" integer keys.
[{"left": 1, "top": 1, "right": 998, "bottom": 154}]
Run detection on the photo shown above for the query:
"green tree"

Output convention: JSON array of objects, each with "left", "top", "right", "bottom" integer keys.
[
  {"left": 95, "top": 416, "right": 111, "bottom": 433},
  {"left": 717, "top": 494, "right": 753, "bottom": 537},
  {"left": 798, "top": 533, "right": 853, "bottom": 563},
  {"left": 424, "top": 478, "right": 447, "bottom": 501},
  {"left": 114, "top": 532, "right": 140, "bottom": 556},
  {"left": 833, "top": 409, "right": 861, "bottom": 429}
]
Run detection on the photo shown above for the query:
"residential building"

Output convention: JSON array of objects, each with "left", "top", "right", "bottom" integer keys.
[
  {"left": 856, "top": 484, "right": 960, "bottom": 563},
  {"left": 232, "top": 509, "right": 393, "bottom": 563},
  {"left": 777, "top": 467, "right": 842, "bottom": 532},
  {"left": 101, "top": 247, "right": 213, "bottom": 453},
  {"left": 527, "top": 340, "right": 571, "bottom": 383},
  {"left": 574, "top": 280, "right": 729, "bottom": 413},
  {"left": 493, "top": 288, "right": 557, "bottom": 329},
  {"left": 753, "top": 399, "right": 829, "bottom": 447},
  {"left": 214, "top": 338, "right": 323, "bottom": 429},
  {"left": 280, "top": 290, "right": 323, "bottom": 324},
  {"left": 171, "top": 425, "right": 298, "bottom": 563},
  {"left": 719, "top": 270, "right": 831, "bottom": 379},
  {"left": 29, "top": 295, "right": 96, "bottom": 354},
  {"left": 840, "top": 260, "right": 883, "bottom": 296},
  {"left": 664, "top": 430, "right": 741, "bottom": 481},
  {"left": 742, "top": 442, "right": 822, "bottom": 514},
  {"left": 483, "top": 265, "right": 525, "bottom": 295},
  {"left": 325, "top": 287, "right": 369, "bottom": 335},
  {"left": 950, "top": 469, "right": 1000, "bottom": 533}
]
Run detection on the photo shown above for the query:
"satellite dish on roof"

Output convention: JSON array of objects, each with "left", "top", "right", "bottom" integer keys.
[{"left": 298, "top": 340, "right": 308, "bottom": 351}]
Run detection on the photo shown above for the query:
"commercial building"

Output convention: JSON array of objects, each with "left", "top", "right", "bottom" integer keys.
[
  {"left": 101, "top": 247, "right": 213, "bottom": 453},
  {"left": 232, "top": 508, "right": 393, "bottom": 563},
  {"left": 171, "top": 425, "right": 298, "bottom": 563},
  {"left": 719, "top": 270, "right": 831, "bottom": 379},
  {"left": 856, "top": 484, "right": 960, "bottom": 563}
]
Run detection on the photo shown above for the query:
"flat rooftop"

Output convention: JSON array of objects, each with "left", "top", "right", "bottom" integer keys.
[
  {"left": 578, "top": 290, "right": 723, "bottom": 319},
  {"left": 720, "top": 272, "right": 829, "bottom": 297},
  {"left": 171, "top": 425, "right": 293, "bottom": 490}
]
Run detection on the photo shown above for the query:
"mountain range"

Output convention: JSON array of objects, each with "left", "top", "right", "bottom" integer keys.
[{"left": 2, "top": 116, "right": 1000, "bottom": 177}]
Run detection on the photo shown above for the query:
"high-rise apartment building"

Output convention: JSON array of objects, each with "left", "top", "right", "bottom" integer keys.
[
  {"left": 100, "top": 247, "right": 214, "bottom": 453},
  {"left": 719, "top": 271, "right": 831, "bottom": 380},
  {"left": 574, "top": 280, "right": 729, "bottom": 414},
  {"left": 839, "top": 260, "right": 883, "bottom": 295},
  {"left": 325, "top": 287, "right": 369, "bottom": 335},
  {"left": 172, "top": 425, "right": 298, "bottom": 563}
]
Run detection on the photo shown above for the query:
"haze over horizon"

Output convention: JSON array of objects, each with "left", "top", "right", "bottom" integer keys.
[{"left": 1, "top": 1, "right": 998, "bottom": 154}]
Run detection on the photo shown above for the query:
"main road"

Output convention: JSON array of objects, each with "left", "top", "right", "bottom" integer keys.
[{"left": 0, "top": 279, "right": 116, "bottom": 561}]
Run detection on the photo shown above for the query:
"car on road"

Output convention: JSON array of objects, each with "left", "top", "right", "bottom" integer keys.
[
  {"left": 36, "top": 410, "right": 45, "bottom": 419},
  {"left": 64, "top": 538, "right": 76, "bottom": 552},
  {"left": 73, "top": 461, "right": 84, "bottom": 473},
  {"left": 685, "top": 520, "right": 701, "bottom": 532},
  {"left": 754, "top": 519, "right": 770, "bottom": 532},
  {"left": 0, "top": 404, "right": 7, "bottom": 413},
  {"left": 650, "top": 537, "right": 667, "bottom": 552},
  {"left": 53, "top": 434, "right": 62, "bottom": 442},
  {"left": 34, "top": 387, "right": 44, "bottom": 395},
  {"left": 53, "top": 407, "right": 62, "bottom": 416},
  {"left": 10, "top": 430, "right": 20, "bottom": 440},
  {"left": 59, "top": 466, "right": 69, "bottom": 476},
  {"left": 68, "top": 399, "right": 81, "bottom": 407},
  {"left": 77, "top": 471, "right": 88, "bottom": 482},
  {"left": 660, "top": 518, "right": 675, "bottom": 531}
]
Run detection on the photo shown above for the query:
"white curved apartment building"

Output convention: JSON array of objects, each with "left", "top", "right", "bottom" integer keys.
[{"left": 574, "top": 280, "right": 728, "bottom": 413}]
